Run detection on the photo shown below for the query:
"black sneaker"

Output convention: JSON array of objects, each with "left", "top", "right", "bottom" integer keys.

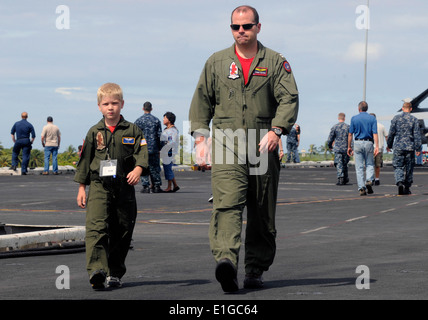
[
  {"left": 359, "top": 188, "right": 367, "bottom": 196},
  {"left": 106, "top": 276, "right": 122, "bottom": 288},
  {"left": 152, "top": 185, "right": 163, "bottom": 193},
  {"left": 398, "top": 182, "right": 404, "bottom": 195},
  {"left": 365, "top": 181, "right": 373, "bottom": 194},
  {"left": 336, "top": 178, "right": 344, "bottom": 185},
  {"left": 374, "top": 180, "right": 380, "bottom": 186},
  {"left": 90, "top": 270, "right": 106, "bottom": 290},
  {"left": 215, "top": 258, "right": 239, "bottom": 293},
  {"left": 243, "top": 273, "right": 264, "bottom": 289},
  {"left": 140, "top": 186, "right": 150, "bottom": 193}
]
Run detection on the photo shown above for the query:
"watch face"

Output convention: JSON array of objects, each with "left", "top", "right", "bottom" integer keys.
[{"left": 272, "top": 128, "right": 282, "bottom": 136}]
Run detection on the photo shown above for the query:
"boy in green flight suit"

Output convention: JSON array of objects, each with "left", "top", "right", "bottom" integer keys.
[{"left": 74, "top": 83, "right": 148, "bottom": 290}]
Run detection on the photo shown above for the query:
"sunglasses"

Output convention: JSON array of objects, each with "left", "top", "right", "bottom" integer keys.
[{"left": 230, "top": 23, "right": 257, "bottom": 31}]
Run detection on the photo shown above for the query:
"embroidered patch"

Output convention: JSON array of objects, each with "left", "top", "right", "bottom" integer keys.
[
  {"left": 253, "top": 67, "right": 268, "bottom": 77},
  {"left": 283, "top": 61, "right": 291, "bottom": 73},
  {"left": 228, "top": 61, "right": 240, "bottom": 80},
  {"left": 140, "top": 139, "right": 147, "bottom": 146},
  {"left": 96, "top": 132, "right": 105, "bottom": 150},
  {"left": 122, "top": 137, "right": 135, "bottom": 145}
]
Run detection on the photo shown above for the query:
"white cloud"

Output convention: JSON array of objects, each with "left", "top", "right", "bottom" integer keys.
[
  {"left": 55, "top": 87, "right": 93, "bottom": 101},
  {"left": 344, "top": 41, "right": 383, "bottom": 62}
]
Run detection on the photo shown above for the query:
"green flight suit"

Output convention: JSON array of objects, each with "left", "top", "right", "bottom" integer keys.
[
  {"left": 74, "top": 116, "right": 148, "bottom": 279},
  {"left": 189, "top": 42, "right": 299, "bottom": 276}
]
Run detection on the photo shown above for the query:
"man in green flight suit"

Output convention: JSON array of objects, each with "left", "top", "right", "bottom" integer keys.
[{"left": 189, "top": 5, "right": 299, "bottom": 292}]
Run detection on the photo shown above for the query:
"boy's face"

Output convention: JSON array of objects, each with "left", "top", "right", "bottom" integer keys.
[{"left": 98, "top": 95, "right": 124, "bottom": 124}]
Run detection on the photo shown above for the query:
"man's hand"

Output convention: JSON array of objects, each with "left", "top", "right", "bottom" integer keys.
[
  {"left": 195, "top": 136, "right": 210, "bottom": 170},
  {"left": 259, "top": 130, "right": 280, "bottom": 153},
  {"left": 373, "top": 146, "right": 379, "bottom": 157}
]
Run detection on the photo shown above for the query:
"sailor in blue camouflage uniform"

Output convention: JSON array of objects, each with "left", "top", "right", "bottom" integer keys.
[
  {"left": 135, "top": 101, "right": 163, "bottom": 193},
  {"left": 286, "top": 124, "right": 300, "bottom": 163},
  {"left": 386, "top": 102, "right": 422, "bottom": 195},
  {"left": 327, "top": 113, "right": 352, "bottom": 185}
]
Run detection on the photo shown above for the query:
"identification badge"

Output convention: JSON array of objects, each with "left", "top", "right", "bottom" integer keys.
[{"left": 100, "top": 159, "right": 117, "bottom": 177}]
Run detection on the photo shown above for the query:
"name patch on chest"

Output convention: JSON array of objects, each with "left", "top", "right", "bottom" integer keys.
[
  {"left": 253, "top": 67, "right": 268, "bottom": 77},
  {"left": 122, "top": 137, "right": 135, "bottom": 145}
]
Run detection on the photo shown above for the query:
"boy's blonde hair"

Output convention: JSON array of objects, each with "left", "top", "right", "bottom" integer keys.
[{"left": 97, "top": 83, "right": 123, "bottom": 104}]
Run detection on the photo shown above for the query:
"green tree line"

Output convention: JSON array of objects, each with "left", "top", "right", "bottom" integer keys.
[
  {"left": 1, "top": 139, "right": 391, "bottom": 168},
  {"left": 0, "top": 142, "right": 80, "bottom": 168}
]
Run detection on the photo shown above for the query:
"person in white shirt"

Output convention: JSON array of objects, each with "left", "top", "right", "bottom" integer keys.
[
  {"left": 41, "top": 116, "right": 61, "bottom": 175},
  {"left": 370, "top": 113, "right": 388, "bottom": 185}
]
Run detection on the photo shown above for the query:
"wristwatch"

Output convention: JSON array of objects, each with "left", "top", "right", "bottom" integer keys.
[{"left": 270, "top": 127, "right": 283, "bottom": 137}]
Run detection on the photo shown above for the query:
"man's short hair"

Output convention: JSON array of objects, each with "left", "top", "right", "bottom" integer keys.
[
  {"left": 143, "top": 101, "right": 152, "bottom": 111},
  {"left": 231, "top": 5, "right": 259, "bottom": 24},
  {"left": 47, "top": 116, "right": 53, "bottom": 122},
  {"left": 358, "top": 101, "right": 368, "bottom": 112},
  {"left": 403, "top": 102, "right": 412, "bottom": 110}
]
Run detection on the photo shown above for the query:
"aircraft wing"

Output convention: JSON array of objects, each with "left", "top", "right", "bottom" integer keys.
[
  {"left": 411, "top": 88, "right": 428, "bottom": 109},
  {"left": 399, "top": 88, "right": 428, "bottom": 112}
]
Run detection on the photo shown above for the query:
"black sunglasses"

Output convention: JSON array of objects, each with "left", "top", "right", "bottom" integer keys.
[{"left": 230, "top": 23, "right": 257, "bottom": 31}]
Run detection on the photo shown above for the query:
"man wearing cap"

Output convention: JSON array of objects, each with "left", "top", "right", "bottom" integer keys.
[
  {"left": 41, "top": 116, "right": 61, "bottom": 175},
  {"left": 10, "top": 112, "right": 36, "bottom": 175}
]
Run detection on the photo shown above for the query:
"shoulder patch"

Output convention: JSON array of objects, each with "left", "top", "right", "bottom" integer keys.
[
  {"left": 283, "top": 60, "right": 292, "bottom": 73},
  {"left": 140, "top": 138, "right": 147, "bottom": 146}
]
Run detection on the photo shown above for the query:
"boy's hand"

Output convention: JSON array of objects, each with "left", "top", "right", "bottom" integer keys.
[
  {"left": 77, "top": 184, "right": 87, "bottom": 208},
  {"left": 127, "top": 166, "right": 143, "bottom": 185}
]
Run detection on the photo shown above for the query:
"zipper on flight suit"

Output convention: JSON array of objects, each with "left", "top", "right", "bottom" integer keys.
[{"left": 242, "top": 85, "right": 247, "bottom": 127}]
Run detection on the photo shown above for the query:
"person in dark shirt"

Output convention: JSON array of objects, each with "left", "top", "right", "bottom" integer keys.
[
  {"left": 134, "top": 101, "right": 163, "bottom": 193},
  {"left": 10, "top": 112, "right": 36, "bottom": 175},
  {"left": 387, "top": 102, "right": 422, "bottom": 195}
]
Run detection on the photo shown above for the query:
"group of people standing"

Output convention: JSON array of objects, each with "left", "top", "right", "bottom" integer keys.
[
  {"left": 10, "top": 112, "right": 61, "bottom": 175},
  {"left": 328, "top": 100, "right": 422, "bottom": 195}
]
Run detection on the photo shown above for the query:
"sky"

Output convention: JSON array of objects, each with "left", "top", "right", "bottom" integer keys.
[{"left": 1, "top": 0, "right": 428, "bottom": 154}]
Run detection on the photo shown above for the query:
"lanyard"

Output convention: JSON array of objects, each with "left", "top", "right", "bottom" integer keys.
[{"left": 103, "top": 120, "right": 114, "bottom": 160}]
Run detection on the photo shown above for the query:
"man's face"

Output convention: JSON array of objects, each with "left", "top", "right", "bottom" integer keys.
[{"left": 231, "top": 10, "right": 260, "bottom": 47}]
